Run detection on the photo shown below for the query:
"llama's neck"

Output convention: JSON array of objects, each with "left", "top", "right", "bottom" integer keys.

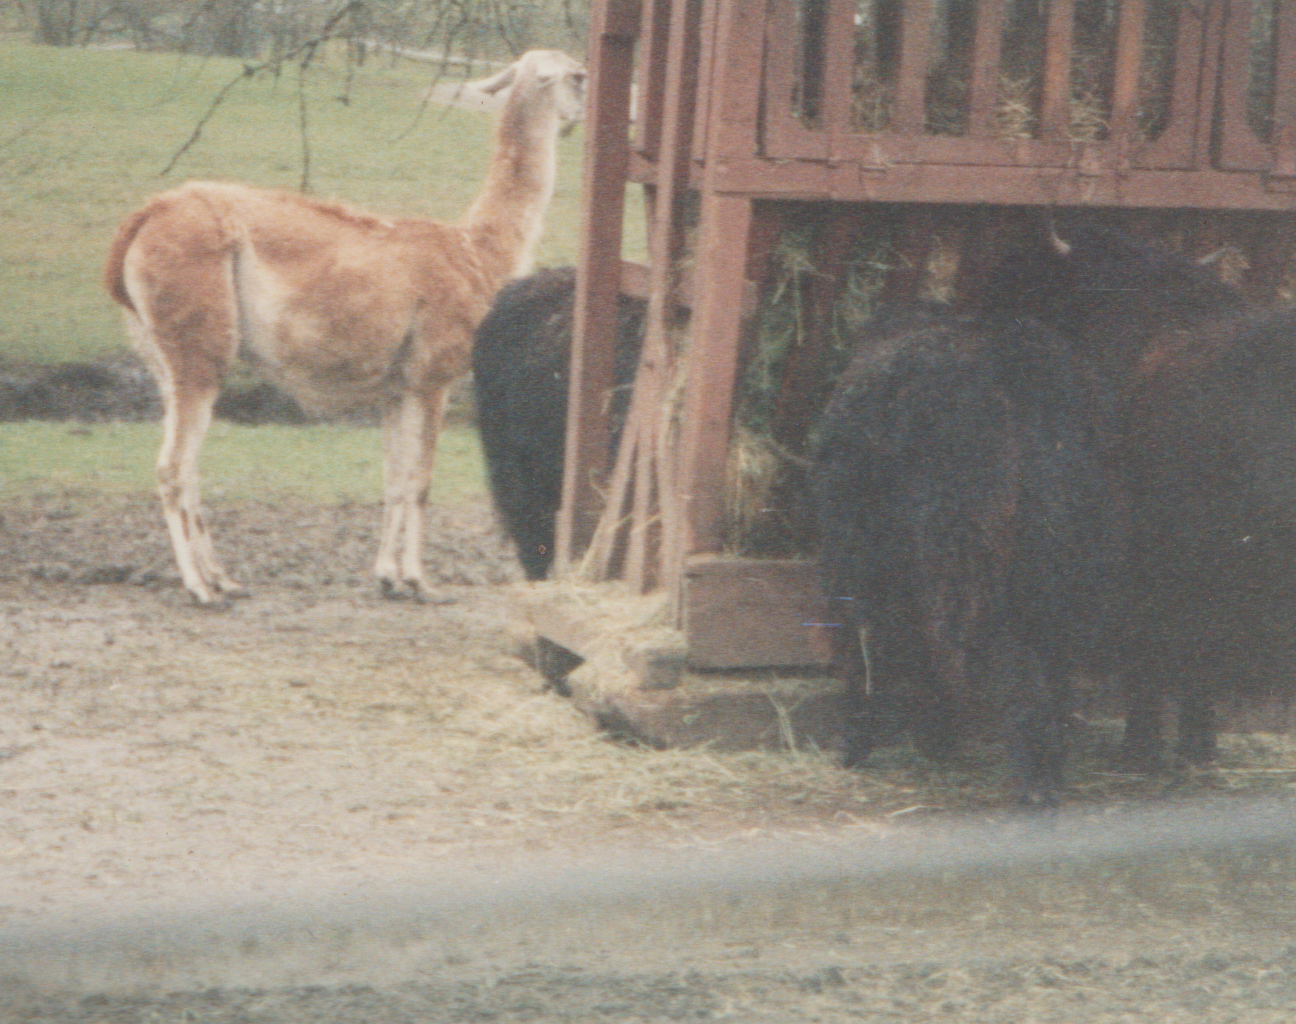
[{"left": 461, "top": 94, "right": 561, "bottom": 285}]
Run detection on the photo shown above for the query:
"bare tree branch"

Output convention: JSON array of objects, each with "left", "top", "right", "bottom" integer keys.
[{"left": 158, "top": 1, "right": 366, "bottom": 179}]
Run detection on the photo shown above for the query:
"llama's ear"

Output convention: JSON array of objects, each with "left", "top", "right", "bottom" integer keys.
[{"left": 473, "top": 64, "right": 517, "bottom": 96}]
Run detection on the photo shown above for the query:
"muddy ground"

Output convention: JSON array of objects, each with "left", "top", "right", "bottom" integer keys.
[{"left": 1, "top": 486, "right": 1295, "bottom": 1021}]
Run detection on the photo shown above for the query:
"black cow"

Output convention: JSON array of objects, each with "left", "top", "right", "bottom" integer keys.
[
  {"left": 471, "top": 267, "right": 643, "bottom": 580},
  {"left": 1119, "top": 305, "right": 1296, "bottom": 765},
  {"left": 986, "top": 224, "right": 1296, "bottom": 768},
  {"left": 812, "top": 305, "right": 1127, "bottom": 804}
]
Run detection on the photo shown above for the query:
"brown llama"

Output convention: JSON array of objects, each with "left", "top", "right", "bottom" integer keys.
[{"left": 103, "top": 51, "right": 586, "bottom": 605}]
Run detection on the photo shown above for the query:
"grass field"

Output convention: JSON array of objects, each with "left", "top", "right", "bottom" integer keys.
[
  {"left": 0, "top": 37, "right": 643, "bottom": 366},
  {"left": 0, "top": 420, "right": 488, "bottom": 505}
]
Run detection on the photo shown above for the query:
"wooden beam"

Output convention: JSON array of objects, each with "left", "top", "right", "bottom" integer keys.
[
  {"left": 1109, "top": 0, "right": 1147, "bottom": 148},
  {"left": 626, "top": 0, "right": 705, "bottom": 591},
  {"left": 556, "top": 0, "right": 639, "bottom": 571},
  {"left": 633, "top": 0, "right": 672, "bottom": 159},
  {"left": 703, "top": 157, "right": 1296, "bottom": 210},
  {"left": 682, "top": 557, "right": 832, "bottom": 669},
  {"left": 967, "top": 0, "right": 1007, "bottom": 137},
  {"left": 1040, "top": 0, "right": 1076, "bottom": 140},
  {"left": 670, "top": 192, "right": 755, "bottom": 572},
  {"left": 892, "top": 0, "right": 935, "bottom": 133}
]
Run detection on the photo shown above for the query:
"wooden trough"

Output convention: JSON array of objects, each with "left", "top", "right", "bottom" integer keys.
[{"left": 527, "top": 0, "right": 1296, "bottom": 749}]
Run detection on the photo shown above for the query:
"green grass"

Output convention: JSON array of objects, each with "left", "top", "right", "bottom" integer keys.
[
  {"left": 0, "top": 38, "right": 647, "bottom": 364},
  {"left": 0, "top": 420, "right": 488, "bottom": 505}
]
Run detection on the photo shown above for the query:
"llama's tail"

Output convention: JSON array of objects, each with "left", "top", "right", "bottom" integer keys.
[{"left": 103, "top": 203, "right": 154, "bottom": 311}]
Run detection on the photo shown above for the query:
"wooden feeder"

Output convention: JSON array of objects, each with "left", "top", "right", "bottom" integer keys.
[{"left": 530, "top": 0, "right": 1296, "bottom": 730}]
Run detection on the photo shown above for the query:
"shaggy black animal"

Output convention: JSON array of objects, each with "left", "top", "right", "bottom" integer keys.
[
  {"left": 984, "top": 224, "right": 1247, "bottom": 379},
  {"left": 472, "top": 267, "right": 644, "bottom": 580},
  {"left": 812, "top": 306, "right": 1127, "bottom": 804},
  {"left": 985, "top": 224, "right": 1295, "bottom": 769},
  {"left": 1119, "top": 305, "right": 1296, "bottom": 765}
]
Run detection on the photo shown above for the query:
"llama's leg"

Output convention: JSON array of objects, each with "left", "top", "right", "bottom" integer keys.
[
  {"left": 375, "top": 388, "right": 449, "bottom": 598},
  {"left": 156, "top": 379, "right": 243, "bottom": 604}
]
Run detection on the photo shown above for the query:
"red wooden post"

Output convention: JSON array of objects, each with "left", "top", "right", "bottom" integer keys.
[
  {"left": 665, "top": 0, "right": 767, "bottom": 599},
  {"left": 555, "top": 0, "right": 641, "bottom": 572},
  {"left": 1039, "top": 0, "right": 1075, "bottom": 140},
  {"left": 624, "top": 0, "right": 705, "bottom": 591}
]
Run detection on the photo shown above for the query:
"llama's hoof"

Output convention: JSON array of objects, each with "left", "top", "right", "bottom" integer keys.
[{"left": 189, "top": 592, "right": 234, "bottom": 611}]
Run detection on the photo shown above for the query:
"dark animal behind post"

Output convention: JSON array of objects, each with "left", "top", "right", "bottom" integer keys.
[
  {"left": 472, "top": 267, "right": 644, "bottom": 580},
  {"left": 812, "top": 306, "right": 1127, "bottom": 804}
]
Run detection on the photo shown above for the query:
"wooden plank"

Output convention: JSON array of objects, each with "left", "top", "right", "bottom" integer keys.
[
  {"left": 1218, "top": 0, "right": 1271, "bottom": 169},
  {"left": 1040, "top": 0, "right": 1076, "bottom": 140},
  {"left": 1188, "top": 0, "right": 1228, "bottom": 169},
  {"left": 1273, "top": 0, "right": 1296, "bottom": 174},
  {"left": 967, "top": 0, "right": 1007, "bottom": 137},
  {"left": 556, "top": 9, "right": 639, "bottom": 570},
  {"left": 624, "top": 0, "right": 705, "bottom": 591},
  {"left": 670, "top": 193, "right": 755, "bottom": 579},
  {"left": 569, "top": 677, "right": 846, "bottom": 752},
  {"left": 683, "top": 557, "right": 832, "bottom": 669},
  {"left": 892, "top": 0, "right": 935, "bottom": 133},
  {"left": 1108, "top": 0, "right": 1147, "bottom": 147},
  {"left": 703, "top": 0, "right": 766, "bottom": 158},
  {"left": 762, "top": 0, "right": 829, "bottom": 159},
  {"left": 704, "top": 156, "right": 1296, "bottom": 210},
  {"left": 690, "top": 0, "right": 721, "bottom": 162},
  {"left": 633, "top": 0, "right": 672, "bottom": 159}
]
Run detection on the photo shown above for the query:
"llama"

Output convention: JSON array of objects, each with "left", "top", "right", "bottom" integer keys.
[{"left": 103, "top": 51, "right": 586, "bottom": 605}]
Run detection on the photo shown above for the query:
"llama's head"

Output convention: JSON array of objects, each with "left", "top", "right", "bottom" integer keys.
[{"left": 472, "top": 50, "right": 587, "bottom": 127}]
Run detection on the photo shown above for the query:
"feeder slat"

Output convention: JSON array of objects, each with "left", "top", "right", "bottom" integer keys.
[
  {"left": 557, "top": 4, "right": 637, "bottom": 567},
  {"left": 892, "top": 0, "right": 934, "bottom": 133},
  {"left": 967, "top": 0, "right": 1008, "bottom": 137},
  {"left": 1219, "top": 0, "right": 1271, "bottom": 170},
  {"left": 1110, "top": 0, "right": 1147, "bottom": 146},
  {"left": 1039, "top": 0, "right": 1076, "bottom": 140}
]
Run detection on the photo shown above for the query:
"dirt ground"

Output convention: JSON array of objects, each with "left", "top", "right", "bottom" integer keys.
[{"left": 2, "top": 490, "right": 1296, "bottom": 1022}]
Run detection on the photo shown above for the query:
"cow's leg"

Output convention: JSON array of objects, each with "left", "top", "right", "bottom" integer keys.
[
  {"left": 1004, "top": 646, "right": 1069, "bottom": 807},
  {"left": 1175, "top": 669, "right": 1218, "bottom": 765},
  {"left": 838, "top": 609, "right": 929, "bottom": 768},
  {"left": 1120, "top": 670, "right": 1166, "bottom": 771}
]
